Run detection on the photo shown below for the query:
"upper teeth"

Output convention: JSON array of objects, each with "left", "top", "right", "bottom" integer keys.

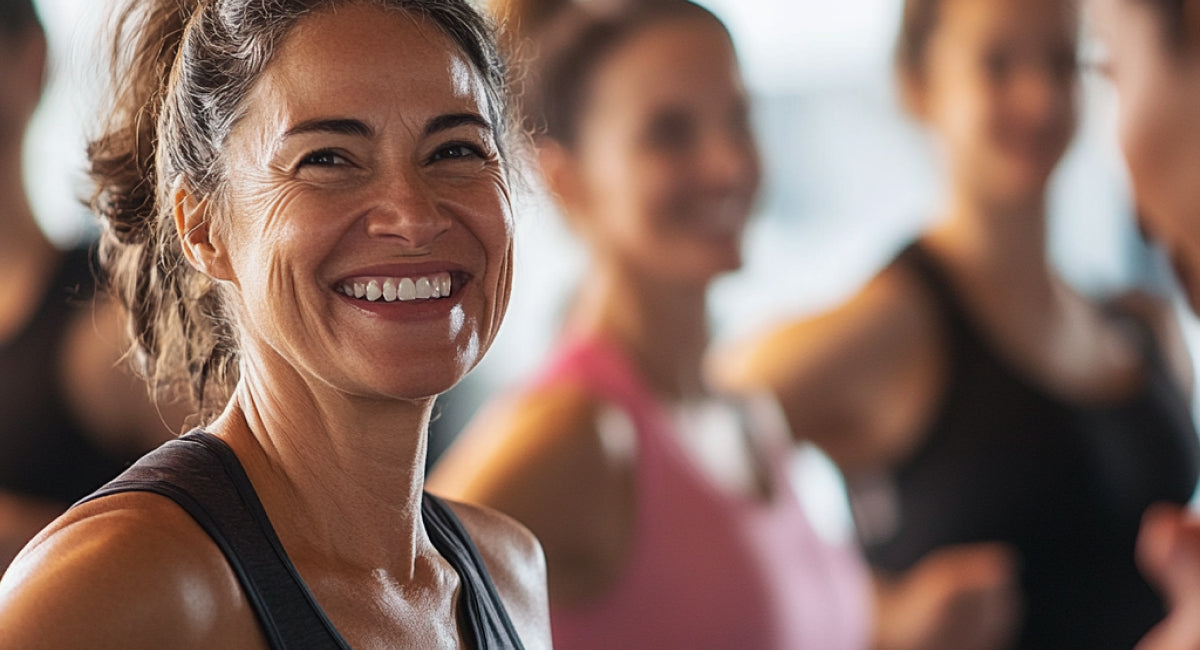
[{"left": 337, "top": 273, "right": 453, "bottom": 302}]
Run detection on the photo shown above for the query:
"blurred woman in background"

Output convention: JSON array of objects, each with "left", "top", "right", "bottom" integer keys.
[
  {"left": 431, "top": 1, "right": 1018, "bottom": 647},
  {"left": 716, "top": 0, "right": 1200, "bottom": 647},
  {"left": 0, "top": 0, "right": 176, "bottom": 570}
]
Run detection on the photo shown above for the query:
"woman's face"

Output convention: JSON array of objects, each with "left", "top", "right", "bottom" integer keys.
[
  {"left": 205, "top": 4, "right": 512, "bottom": 401},
  {"left": 556, "top": 15, "right": 761, "bottom": 286},
  {"left": 1091, "top": 0, "right": 1200, "bottom": 311},
  {"left": 914, "top": 0, "right": 1079, "bottom": 208}
]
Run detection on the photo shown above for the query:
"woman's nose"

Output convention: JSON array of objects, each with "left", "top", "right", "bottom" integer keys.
[{"left": 364, "top": 173, "right": 452, "bottom": 249}]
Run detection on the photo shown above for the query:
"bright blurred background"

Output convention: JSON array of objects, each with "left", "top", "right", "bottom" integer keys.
[{"left": 23, "top": 0, "right": 1192, "bottom": 535}]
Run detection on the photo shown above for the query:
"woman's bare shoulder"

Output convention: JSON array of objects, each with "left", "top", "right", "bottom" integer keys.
[
  {"left": 0, "top": 491, "right": 265, "bottom": 650},
  {"left": 715, "top": 260, "right": 938, "bottom": 394},
  {"left": 429, "top": 379, "right": 622, "bottom": 503},
  {"left": 428, "top": 377, "right": 636, "bottom": 605},
  {"left": 441, "top": 498, "right": 551, "bottom": 649}
]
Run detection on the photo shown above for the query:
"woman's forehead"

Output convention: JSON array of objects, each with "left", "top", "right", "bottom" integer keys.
[{"left": 237, "top": 5, "right": 492, "bottom": 142}]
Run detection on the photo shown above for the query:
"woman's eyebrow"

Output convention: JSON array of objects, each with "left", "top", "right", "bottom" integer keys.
[
  {"left": 424, "top": 112, "right": 492, "bottom": 136},
  {"left": 281, "top": 117, "right": 374, "bottom": 140}
]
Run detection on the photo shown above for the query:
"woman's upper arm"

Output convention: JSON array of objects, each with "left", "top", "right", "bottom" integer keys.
[
  {"left": 0, "top": 493, "right": 264, "bottom": 650},
  {"left": 710, "top": 268, "right": 944, "bottom": 472}
]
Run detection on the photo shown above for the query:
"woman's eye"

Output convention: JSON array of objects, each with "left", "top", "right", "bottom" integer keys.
[
  {"left": 984, "top": 51, "right": 1013, "bottom": 80},
  {"left": 299, "top": 150, "right": 348, "bottom": 168},
  {"left": 431, "top": 143, "right": 484, "bottom": 162},
  {"left": 647, "top": 113, "right": 696, "bottom": 151}
]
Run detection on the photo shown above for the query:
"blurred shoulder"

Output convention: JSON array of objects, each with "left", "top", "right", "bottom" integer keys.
[
  {"left": 716, "top": 253, "right": 941, "bottom": 392},
  {"left": 0, "top": 491, "right": 265, "bottom": 649},
  {"left": 429, "top": 377, "right": 622, "bottom": 500}
]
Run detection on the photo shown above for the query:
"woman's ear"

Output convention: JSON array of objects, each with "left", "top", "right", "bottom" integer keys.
[{"left": 172, "top": 177, "right": 234, "bottom": 282}]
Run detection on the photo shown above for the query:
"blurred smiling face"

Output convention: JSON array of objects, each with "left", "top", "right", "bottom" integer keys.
[
  {"left": 203, "top": 4, "right": 513, "bottom": 401},
  {"left": 1090, "top": 0, "right": 1200, "bottom": 311},
  {"left": 914, "top": 0, "right": 1079, "bottom": 208},
  {"left": 560, "top": 15, "right": 761, "bottom": 286}
]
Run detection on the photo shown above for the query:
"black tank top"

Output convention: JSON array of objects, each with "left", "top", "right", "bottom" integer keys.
[
  {"left": 0, "top": 247, "right": 132, "bottom": 503},
  {"left": 79, "top": 431, "right": 525, "bottom": 649},
  {"left": 850, "top": 243, "right": 1200, "bottom": 649}
]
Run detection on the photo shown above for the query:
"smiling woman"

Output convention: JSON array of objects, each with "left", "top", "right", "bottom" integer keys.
[{"left": 0, "top": 1, "right": 547, "bottom": 648}]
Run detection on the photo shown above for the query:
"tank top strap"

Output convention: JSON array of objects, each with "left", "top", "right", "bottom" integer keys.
[
  {"left": 78, "top": 430, "right": 350, "bottom": 650},
  {"left": 896, "top": 241, "right": 987, "bottom": 358},
  {"left": 421, "top": 493, "right": 526, "bottom": 649}
]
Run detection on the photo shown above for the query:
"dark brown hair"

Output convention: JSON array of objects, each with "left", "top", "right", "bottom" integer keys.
[
  {"left": 1139, "top": 0, "right": 1188, "bottom": 47},
  {"left": 89, "top": 0, "right": 509, "bottom": 419},
  {"left": 896, "top": 0, "right": 941, "bottom": 79},
  {"left": 0, "top": 0, "right": 40, "bottom": 41},
  {"left": 495, "top": 0, "right": 728, "bottom": 147}
]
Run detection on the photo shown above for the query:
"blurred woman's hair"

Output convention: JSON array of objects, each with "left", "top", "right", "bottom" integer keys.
[
  {"left": 895, "top": 0, "right": 941, "bottom": 79},
  {"left": 0, "top": 0, "right": 40, "bottom": 41},
  {"left": 88, "top": 0, "right": 508, "bottom": 418},
  {"left": 493, "top": 0, "right": 728, "bottom": 147},
  {"left": 1138, "top": 0, "right": 1187, "bottom": 46}
]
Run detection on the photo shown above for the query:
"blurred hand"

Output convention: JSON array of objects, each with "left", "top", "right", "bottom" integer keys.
[
  {"left": 1136, "top": 503, "right": 1200, "bottom": 650},
  {"left": 872, "top": 542, "right": 1021, "bottom": 650}
]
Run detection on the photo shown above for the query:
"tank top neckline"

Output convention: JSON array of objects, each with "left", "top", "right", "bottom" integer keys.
[
  {"left": 558, "top": 333, "right": 795, "bottom": 512},
  {"left": 82, "top": 429, "right": 524, "bottom": 648}
]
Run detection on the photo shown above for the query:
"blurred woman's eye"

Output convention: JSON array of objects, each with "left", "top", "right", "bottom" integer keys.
[
  {"left": 646, "top": 111, "right": 697, "bottom": 151},
  {"left": 984, "top": 50, "right": 1014, "bottom": 81}
]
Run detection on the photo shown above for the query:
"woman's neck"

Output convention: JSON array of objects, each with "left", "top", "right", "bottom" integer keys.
[
  {"left": 923, "top": 187, "right": 1055, "bottom": 307},
  {"left": 210, "top": 358, "right": 437, "bottom": 577},
  {"left": 568, "top": 260, "right": 711, "bottom": 403}
]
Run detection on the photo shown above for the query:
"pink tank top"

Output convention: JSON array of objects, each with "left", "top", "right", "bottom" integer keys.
[{"left": 538, "top": 336, "right": 873, "bottom": 650}]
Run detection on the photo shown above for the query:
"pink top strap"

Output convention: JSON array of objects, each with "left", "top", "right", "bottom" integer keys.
[{"left": 535, "top": 335, "right": 872, "bottom": 650}]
